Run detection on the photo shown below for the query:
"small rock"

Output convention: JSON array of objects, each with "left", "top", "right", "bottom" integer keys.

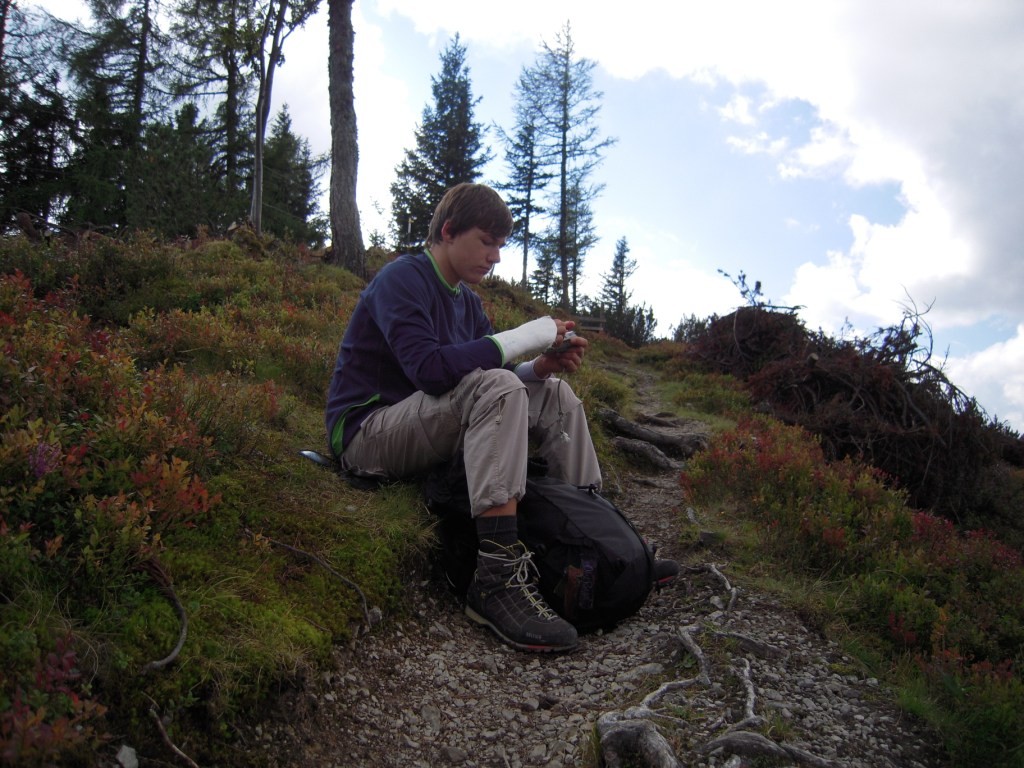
[
  {"left": 442, "top": 745, "right": 468, "bottom": 763},
  {"left": 116, "top": 745, "right": 138, "bottom": 768}
]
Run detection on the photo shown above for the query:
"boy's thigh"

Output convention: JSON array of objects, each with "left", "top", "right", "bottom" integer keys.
[{"left": 341, "top": 390, "right": 461, "bottom": 478}]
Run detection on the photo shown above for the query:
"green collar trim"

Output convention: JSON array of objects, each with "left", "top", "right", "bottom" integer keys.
[{"left": 425, "top": 247, "right": 460, "bottom": 296}]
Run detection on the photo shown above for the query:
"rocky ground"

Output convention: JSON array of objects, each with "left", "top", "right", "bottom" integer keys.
[{"left": 249, "top": 378, "right": 948, "bottom": 768}]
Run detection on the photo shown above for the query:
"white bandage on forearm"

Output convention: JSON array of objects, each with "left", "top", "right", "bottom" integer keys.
[{"left": 488, "top": 317, "right": 556, "bottom": 364}]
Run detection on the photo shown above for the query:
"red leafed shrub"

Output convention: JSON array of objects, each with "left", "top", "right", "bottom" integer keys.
[{"left": 0, "top": 635, "right": 109, "bottom": 764}]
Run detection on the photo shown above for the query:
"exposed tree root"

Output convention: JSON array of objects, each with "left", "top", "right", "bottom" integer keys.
[
  {"left": 147, "top": 703, "right": 200, "bottom": 768},
  {"left": 704, "top": 730, "right": 838, "bottom": 767},
  {"left": 596, "top": 407, "right": 707, "bottom": 458},
  {"left": 729, "top": 658, "right": 764, "bottom": 731},
  {"left": 611, "top": 436, "right": 682, "bottom": 470},
  {"left": 596, "top": 713, "right": 681, "bottom": 768},
  {"left": 677, "top": 624, "right": 711, "bottom": 686},
  {"left": 713, "top": 629, "right": 788, "bottom": 660},
  {"left": 595, "top": 554, "right": 834, "bottom": 768},
  {"left": 140, "top": 558, "right": 188, "bottom": 674}
]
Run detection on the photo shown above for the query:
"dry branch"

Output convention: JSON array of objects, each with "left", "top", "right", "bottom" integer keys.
[
  {"left": 244, "top": 528, "right": 371, "bottom": 626},
  {"left": 148, "top": 705, "right": 200, "bottom": 768}
]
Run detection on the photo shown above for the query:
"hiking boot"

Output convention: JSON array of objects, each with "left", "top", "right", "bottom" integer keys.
[
  {"left": 465, "top": 541, "right": 578, "bottom": 652},
  {"left": 653, "top": 558, "right": 680, "bottom": 588}
]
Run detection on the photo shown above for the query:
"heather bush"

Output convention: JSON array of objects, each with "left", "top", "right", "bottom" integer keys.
[
  {"left": 0, "top": 237, "right": 422, "bottom": 763},
  {"left": 682, "top": 414, "right": 1024, "bottom": 762},
  {"left": 917, "top": 651, "right": 1024, "bottom": 767}
]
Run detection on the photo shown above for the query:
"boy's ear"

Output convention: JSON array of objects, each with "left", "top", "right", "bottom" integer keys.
[{"left": 440, "top": 219, "right": 455, "bottom": 241}]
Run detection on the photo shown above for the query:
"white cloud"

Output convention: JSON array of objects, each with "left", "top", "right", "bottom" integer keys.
[
  {"left": 727, "top": 132, "right": 787, "bottom": 157},
  {"left": 719, "top": 95, "right": 756, "bottom": 126},
  {"left": 778, "top": 124, "right": 855, "bottom": 180},
  {"left": 946, "top": 326, "right": 1024, "bottom": 430}
]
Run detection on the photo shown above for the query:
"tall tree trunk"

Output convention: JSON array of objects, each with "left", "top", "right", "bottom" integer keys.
[
  {"left": 249, "top": 0, "right": 289, "bottom": 234},
  {"left": 223, "top": 1, "right": 241, "bottom": 199},
  {"left": 1, "top": 0, "right": 12, "bottom": 63},
  {"left": 327, "top": 0, "right": 364, "bottom": 274},
  {"left": 130, "top": 0, "right": 151, "bottom": 140},
  {"left": 557, "top": 57, "right": 571, "bottom": 310}
]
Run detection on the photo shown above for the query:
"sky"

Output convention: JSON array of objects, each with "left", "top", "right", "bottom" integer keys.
[{"left": 36, "top": 0, "right": 1024, "bottom": 433}]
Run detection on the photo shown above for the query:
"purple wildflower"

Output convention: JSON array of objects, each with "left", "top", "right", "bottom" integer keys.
[{"left": 29, "top": 442, "right": 61, "bottom": 479}]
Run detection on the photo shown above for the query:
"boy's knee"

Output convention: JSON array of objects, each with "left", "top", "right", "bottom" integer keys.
[{"left": 464, "top": 367, "right": 526, "bottom": 395}]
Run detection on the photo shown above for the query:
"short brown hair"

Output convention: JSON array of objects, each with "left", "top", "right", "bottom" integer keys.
[{"left": 427, "top": 183, "right": 513, "bottom": 245}]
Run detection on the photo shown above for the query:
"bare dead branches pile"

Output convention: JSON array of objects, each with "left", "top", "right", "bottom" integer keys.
[
  {"left": 686, "top": 306, "right": 811, "bottom": 380},
  {"left": 686, "top": 305, "right": 1024, "bottom": 528}
]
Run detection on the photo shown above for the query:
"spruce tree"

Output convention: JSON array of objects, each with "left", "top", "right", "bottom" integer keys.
[
  {"left": 64, "top": 0, "right": 172, "bottom": 231},
  {"left": 0, "top": 5, "right": 74, "bottom": 233},
  {"left": 246, "top": 0, "right": 321, "bottom": 235},
  {"left": 124, "top": 103, "right": 221, "bottom": 238},
  {"left": 598, "top": 236, "right": 657, "bottom": 347},
  {"left": 171, "top": 0, "right": 256, "bottom": 229},
  {"left": 262, "top": 105, "right": 328, "bottom": 247},
  {"left": 496, "top": 96, "right": 552, "bottom": 286},
  {"left": 600, "top": 236, "right": 636, "bottom": 317},
  {"left": 516, "top": 22, "right": 614, "bottom": 310},
  {"left": 390, "top": 34, "right": 492, "bottom": 249}
]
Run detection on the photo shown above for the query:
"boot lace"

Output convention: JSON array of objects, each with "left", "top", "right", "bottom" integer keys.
[{"left": 479, "top": 545, "right": 559, "bottom": 621}]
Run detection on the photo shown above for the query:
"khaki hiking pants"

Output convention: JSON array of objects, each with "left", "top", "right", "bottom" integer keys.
[{"left": 339, "top": 368, "right": 602, "bottom": 516}]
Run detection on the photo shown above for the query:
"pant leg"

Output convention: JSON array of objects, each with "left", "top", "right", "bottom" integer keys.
[
  {"left": 339, "top": 368, "right": 532, "bottom": 517},
  {"left": 526, "top": 377, "right": 602, "bottom": 488}
]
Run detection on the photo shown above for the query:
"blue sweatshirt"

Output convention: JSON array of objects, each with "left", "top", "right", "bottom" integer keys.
[{"left": 325, "top": 251, "right": 503, "bottom": 456}]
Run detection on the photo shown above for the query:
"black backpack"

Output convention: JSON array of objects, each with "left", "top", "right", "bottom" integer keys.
[{"left": 423, "top": 460, "right": 655, "bottom": 633}]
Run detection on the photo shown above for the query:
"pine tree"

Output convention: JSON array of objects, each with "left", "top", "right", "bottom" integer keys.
[
  {"left": 171, "top": 0, "right": 256, "bottom": 228},
  {"left": 390, "top": 34, "right": 492, "bottom": 249},
  {"left": 262, "top": 105, "right": 328, "bottom": 247},
  {"left": 517, "top": 22, "right": 614, "bottom": 310},
  {"left": 64, "top": 0, "right": 171, "bottom": 231},
  {"left": 495, "top": 97, "right": 552, "bottom": 286}
]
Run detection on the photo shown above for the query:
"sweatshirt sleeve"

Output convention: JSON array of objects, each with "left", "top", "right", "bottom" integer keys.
[{"left": 364, "top": 261, "right": 501, "bottom": 396}]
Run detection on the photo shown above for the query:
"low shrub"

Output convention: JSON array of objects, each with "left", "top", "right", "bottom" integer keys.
[
  {"left": 0, "top": 250, "right": 405, "bottom": 763},
  {"left": 682, "top": 414, "right": 1024, "bottom": 761}
]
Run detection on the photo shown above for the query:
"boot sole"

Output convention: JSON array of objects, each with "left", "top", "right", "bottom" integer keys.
[{"left": 464, "top": 605, "right": 578, "bottom": 653}]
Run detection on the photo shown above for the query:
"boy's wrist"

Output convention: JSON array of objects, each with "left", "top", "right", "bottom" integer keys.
[{"left": 514, "top": 359, "right": 548, "bottom": 381}]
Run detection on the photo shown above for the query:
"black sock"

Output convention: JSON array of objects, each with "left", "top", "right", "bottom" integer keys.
[{"left": 475, "top": 514, "right": 518, "bottom": 552}]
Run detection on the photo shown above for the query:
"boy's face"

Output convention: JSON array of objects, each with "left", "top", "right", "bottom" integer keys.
[{"left": 439, "top": 223, "right": 505, "bottom": 285}]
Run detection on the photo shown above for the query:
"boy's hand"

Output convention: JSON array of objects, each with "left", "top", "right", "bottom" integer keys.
[{"left": 536, "top": 321, "right": 587, "bottom": 376}]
